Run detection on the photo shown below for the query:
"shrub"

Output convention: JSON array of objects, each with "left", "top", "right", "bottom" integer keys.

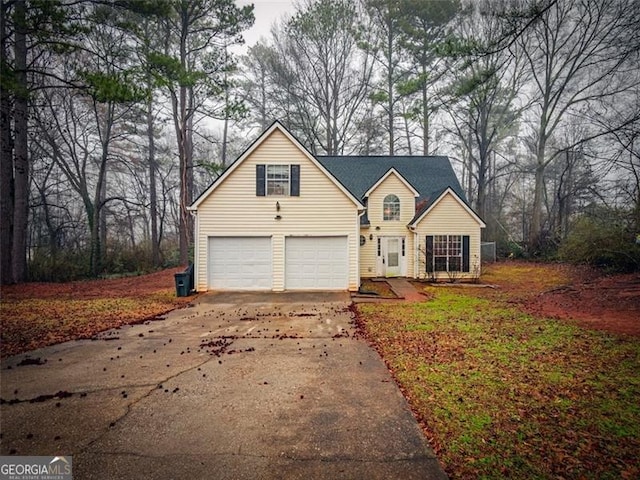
[
  {"left": 559, "top": 214, "right": 640, "bottom": 272},
  {"left": 28, "top": 248, "right": 90, "bottom": 282}
]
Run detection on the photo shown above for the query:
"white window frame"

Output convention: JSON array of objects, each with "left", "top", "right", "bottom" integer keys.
[
  {"left": 383, "top": 194, "right": 400, "bottom": 221},
  {"left": 433, "top": 234, "right": 462, "bottom": 272},
  {"left": 266, "top": 164, "right": 290, "bottom": 196}
]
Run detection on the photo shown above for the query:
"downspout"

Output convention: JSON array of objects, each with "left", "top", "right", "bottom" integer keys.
[
  {"left": 356, "top": 208, "right": 366, "bottom": 290},
  {"left": 408, "top": 225, "right": 418, "bottom": 279},
  {"left": 190, "top": 210, "right": 199, "bottom": 291}
]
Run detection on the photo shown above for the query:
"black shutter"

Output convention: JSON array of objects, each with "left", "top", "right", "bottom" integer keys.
[
  {"left": 462, "top": 235, "right": 470, "bottom": 272},
  {"left": 290, "top": 164, "right": 300, "bottom": 196},
  {"left": 426, "top": 235, "right": 434, "bottom": 273},
  {"left": 256, "top": 164, "right": 265, "bottom": 196}
]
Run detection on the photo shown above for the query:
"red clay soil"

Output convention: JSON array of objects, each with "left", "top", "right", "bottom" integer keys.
[
  {"left": 526, "top": 270, "right": 640, "bottom": 337},
  {"left": 1, "top": 267, "right": 188, "bottom": 300}
]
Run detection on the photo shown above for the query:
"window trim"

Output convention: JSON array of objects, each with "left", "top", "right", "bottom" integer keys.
[
  {"left": 383, "top": 194, "right": 400, "bottom": 221},
  {"left": 426, "top": 234, "right": 469, "bottom": 273},
  {"left": 266, "top": 164, "right": 291, "bottom": 196},
  {"left": 257, "top": 164, "right": 300, "bottom": 197},
  {"left": 434, "top": 234, "right": 462, "bottom": 272}
]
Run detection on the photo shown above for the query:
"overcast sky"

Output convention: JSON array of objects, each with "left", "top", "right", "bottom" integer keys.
[{"left": 238, "top": 0, "right": 296, "bottom": 47}]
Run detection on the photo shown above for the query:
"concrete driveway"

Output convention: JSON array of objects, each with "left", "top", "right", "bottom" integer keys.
[{"left": 1, "top": 292, "right": 446, "bottom": 479}]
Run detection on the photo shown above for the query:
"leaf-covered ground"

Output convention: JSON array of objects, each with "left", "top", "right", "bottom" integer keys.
[
  {"left": 1, "top": 268, "right": 195, "bottom": 357},
  {"left": 356, "top": 262, "right": 640, "bottom": 479}
]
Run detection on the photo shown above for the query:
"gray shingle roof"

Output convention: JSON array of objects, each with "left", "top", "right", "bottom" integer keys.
[{"left": 316, "top": 155, "right": 466, "bottom": 204}]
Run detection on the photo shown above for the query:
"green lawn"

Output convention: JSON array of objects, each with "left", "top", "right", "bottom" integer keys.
[{"left": 356, "top": 285, "right": 640, "bottom": 479}]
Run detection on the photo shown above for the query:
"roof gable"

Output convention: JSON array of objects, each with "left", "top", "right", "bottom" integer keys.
[
  {"left": 190, "top": 121, "right": 363, "bottom": 210},
  {"left": 316, "top": 155, "right": 466, "bottom": 204},
  {"left": 410, "top": 187, "right": 486, "bottom": 227},
  {"left": 363, "top": 168, "right": 420, "bottom": 198}
]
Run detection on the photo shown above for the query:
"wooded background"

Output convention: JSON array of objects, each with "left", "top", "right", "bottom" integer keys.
[{"left": 1, "top": 0, "right": 639, "bottom": 284}]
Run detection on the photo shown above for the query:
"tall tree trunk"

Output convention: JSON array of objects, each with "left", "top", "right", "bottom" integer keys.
[
  {"left": 12, "top": 0, "right": 28, "bottom": 283},
  {"left": 466, "top": 119, "right": 473, "bottom": 200},
  {"left": 175, "top": 10, "right": 191, "bottom": 266},
  {"left": 147, "top": 94, "right": 160, "bottom": 267},
  {"left": 0, "top": 0, "right": 14, "bottom": 284},
  {"left": 90, "top": 199, "right": 100, "bottom": 276},
  {"left": 635, "top": 180, "right": 640, "bottom": 235},
  {"left": 476, "top": 162, "right": 487, "bottom": 221},
  {"left": 530, "top": 161, "right": 546, "bottom": 252},
  {"left": 90, "top": 101, "right": 113, "bottom": 276},
  {"left": 186, "top": 85, "right": 194, "bottom": 249},
  {"left": 221, "top": 96, "right": 228, "bottom": 167},
  {"left": 260, "top": 68, "right": 267, "bottom": 130},
  {"left": 467, "top": 151, "right": 473, "bottom": 201},
  {"left": 387, "top": 24, "right": 394, "bottom": 156},
  {"left": 421, "top": 65, "right": 429, "bottom": 156},
  {"left": 99, "top": 166, "right": 107, "bottom": 257},
  {"left": 530, "top": 130, "right": 548, "bottom": 251},
  {"left": 476, "top": 138, "right": 489, "bottom": 221},
  {"left": 221, "top": 45, "right": 229, "bottom": 166},
  {"left": 403, "top": 112, "right": 412, "bottom": 155},
  {"left": 172, "top": 85, "right": 189, "bottom": 266},
  {"left": 177, "top": 107, "right": 189, "bottom": 265},
  {"left": 324, "top": 71, "right": 332, "bottom": 154}
]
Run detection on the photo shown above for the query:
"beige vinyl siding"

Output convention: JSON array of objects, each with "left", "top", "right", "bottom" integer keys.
[
  {"left": 359, "top": 227, "right": 377, "bottom": 277},
  {"left": 414, "top": 192, "right": 482, "bottom": 280},
  {"left": 194, "top": 129, "right": 360, "bottom": 291},
  {"left": 361, "top": 172, "right": 415, "bottom": 278}
]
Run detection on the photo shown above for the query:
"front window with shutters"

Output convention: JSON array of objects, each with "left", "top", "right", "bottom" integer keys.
[
  {"left": 257, "top": 164, "right": 300, "bottom": 197},
  {"left": 266, "top": 165, "right": 290, "bottom": 195},
  {"left": 433, "top": 235, "right": 463, "bottom": 272}
]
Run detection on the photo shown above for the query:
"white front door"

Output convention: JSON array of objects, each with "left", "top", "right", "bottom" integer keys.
[{"left": 378, "top": 236, "right": 406, "bottom": 277}]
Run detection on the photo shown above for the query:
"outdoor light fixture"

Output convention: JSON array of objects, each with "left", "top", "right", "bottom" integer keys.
[
  {"left": 369, "top": 234, "right": 373, "bottom": 240},
  {"left": 276, "top": 201, "right": 280, "bottom": 212}
]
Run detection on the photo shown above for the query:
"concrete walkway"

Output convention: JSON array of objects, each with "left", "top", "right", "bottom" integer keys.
[
  {"left": 1, "top": 292, "right": 446, "bottom": 480},
  {"left": 386, "top": 278, "right": 426, "bottom": 302}
]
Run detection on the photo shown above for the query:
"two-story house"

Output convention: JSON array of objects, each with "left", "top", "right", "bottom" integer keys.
[{"left": 189, "top": 121, "right": 485, "bottom": 292}]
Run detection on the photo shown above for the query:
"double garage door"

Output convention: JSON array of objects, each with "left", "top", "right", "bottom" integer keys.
[{"left": 208, "top": 236, "right": 348, "bottom": 290}]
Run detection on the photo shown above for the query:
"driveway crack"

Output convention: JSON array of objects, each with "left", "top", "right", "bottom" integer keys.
[{"left": 78, "top": 355, "right": 220, "bottom": 455}]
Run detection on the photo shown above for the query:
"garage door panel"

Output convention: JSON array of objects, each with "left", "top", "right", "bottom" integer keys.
[
  {"left": 317, "top": 265, "right": 334, "bottom": 275},
  {"left": 285, "top": 236, "right": 348, "bottom": 290},
  {"left": 209, "top": 237, "right": 272, "bottom": 290}
]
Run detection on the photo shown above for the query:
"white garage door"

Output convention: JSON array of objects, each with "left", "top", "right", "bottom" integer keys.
[
  {"left": 285, "top": 236, "right": 348, "bottom": 290},
  {"left": 208, "top": 237, "right": 272, "bottom": 290}
]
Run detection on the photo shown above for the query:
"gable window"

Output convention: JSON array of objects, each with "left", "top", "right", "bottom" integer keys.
[
  {"left": 426, "top": 235, "right": 470, "bottom": 273},
  {"left": 256, "top": 164, "right": 300, "bottom": 197},
  {"left": 383, "top": 194, "right": 400, "bottom": 220},
  {"left": 267, "top": 165, "right": 289, "bottom": 195}
]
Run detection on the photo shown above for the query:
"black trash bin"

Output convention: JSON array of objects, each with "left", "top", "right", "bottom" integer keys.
[{"left": 174, "top": 271, "right": 190, "bottom": 297}]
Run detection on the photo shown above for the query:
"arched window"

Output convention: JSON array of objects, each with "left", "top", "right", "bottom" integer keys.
[{"left": 383, "top": 194, "right": 400, "bottom": 220}]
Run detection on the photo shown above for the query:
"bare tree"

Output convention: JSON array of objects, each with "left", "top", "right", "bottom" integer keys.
[
  {"left": 601, "top": 87, "right": 640, "bottom": 232},
  {"left": 446, "top": 1, "right": 528, "bottom": 229},
  {"left": 11, "top": 0, "right": 28, "bottom": 283},
  {"left": 268, "top": 0, "right": 375, "bottom": 155},
  {"left": 240, "top": 43, "right": 280, "bottom": 135},
  {"left": 0, "top": 0, "right": 14, "bottom": 284},
  {"left": 516, "top": 0, "right": 640, "bottom": 250}
]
